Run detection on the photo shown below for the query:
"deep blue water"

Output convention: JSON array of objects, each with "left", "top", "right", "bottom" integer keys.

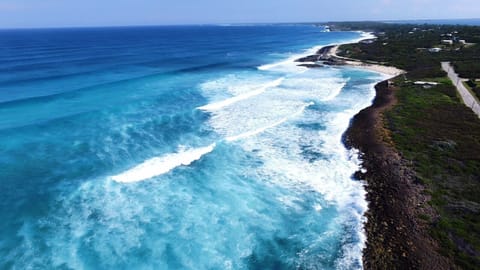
[{"left": 0, "top": 25, "right": 385, "bottom": 269}]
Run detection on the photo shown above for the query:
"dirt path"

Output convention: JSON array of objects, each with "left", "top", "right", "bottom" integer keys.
[{"left": 442, "top": 62, "right": 480, "bottom": 118}]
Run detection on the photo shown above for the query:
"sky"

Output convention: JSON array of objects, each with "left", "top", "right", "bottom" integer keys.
[{"left": 0, "top": 0, "right": 479, "bottom": 28}]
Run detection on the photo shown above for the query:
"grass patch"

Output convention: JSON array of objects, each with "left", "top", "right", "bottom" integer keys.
[{"left": 386, "top": 76, "right": 480, "bottom": 269}]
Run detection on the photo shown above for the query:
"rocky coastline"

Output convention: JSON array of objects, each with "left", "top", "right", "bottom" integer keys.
[
  {"left": 342, "top": 80, "right": 452, "bottom": 269},
  {"left": 297, "top": 43, "right": 451, "bottom": 268},
  {"left": 295, "top": 45, "right": 346, "bottom": 66}
]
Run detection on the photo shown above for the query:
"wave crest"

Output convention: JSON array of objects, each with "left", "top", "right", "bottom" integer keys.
[{"left": 111, "top": 143, "right": 216, "bottom": 183}]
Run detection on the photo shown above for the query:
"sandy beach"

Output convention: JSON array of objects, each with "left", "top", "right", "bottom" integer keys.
[
  {"left": 296, "top": 42, "right": 405, "bottom": 78},
  {"left": 327, "top": 45, "right": 405, "bottom": 77}
]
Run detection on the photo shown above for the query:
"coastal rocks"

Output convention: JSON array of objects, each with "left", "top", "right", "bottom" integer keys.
[
  {"left": 297, "top": 63, "right": 324, "bottom": 68},
  {"left": 295, "top": 45, "right": 346, "bottom": 67},
  {"left": 296, "top": 54, "right": 322, "bottom": 62},
  {"left": 322, "top": 58, "right": 347, "bottom": 66},
  {"left": 316, "top": 45, "right": 335, "bottom": 55}
]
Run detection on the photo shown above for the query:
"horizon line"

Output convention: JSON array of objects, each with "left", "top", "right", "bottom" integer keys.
[{"left": 1, "top": 17, "right": 480, "bottom": 31}]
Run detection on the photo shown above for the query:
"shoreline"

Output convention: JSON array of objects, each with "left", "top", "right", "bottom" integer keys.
[
  {"left": 295, "top": 42, "right": 404, "bottom": 77},
  {"left": 296, "top": 38, "right": 447, "bottom": 268},
  {"left": 343, "top": 80, "right": 451, "bottom": 269},
  {"left": 326, "top": 39, "right": 450, "bottom": 267}
]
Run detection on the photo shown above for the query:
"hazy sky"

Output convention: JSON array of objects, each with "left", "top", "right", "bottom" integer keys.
[{"left": 1, "top": 0, "right": 479, "bottom": 28}]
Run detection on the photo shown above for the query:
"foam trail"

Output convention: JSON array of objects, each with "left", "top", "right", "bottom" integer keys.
[
  {"left": 197, "top": 78, "right": 284, "bottom": 111},
  {"left": 226, "top": 102, "right": 314, "bottom": 142},
  {"left": 257, "top": 56, "right": 306, "bottom": 72},
  {"left": 112, "top": 102, "right": 312, "bottom": 183},
  {"left": 257, "top": 60, "right": 294, "bottom": 71},
  {"left": 257, "top": 45, "right": 325, "bottom": 71},
  {"left": 111, "top": 143, "right": 216, "bottom": 183},
  {"left": 322, "top": 81, "right": 347, "bottom": 101},
  {"left": 257, "top": 44, "right": 335, "bottom": 72}
]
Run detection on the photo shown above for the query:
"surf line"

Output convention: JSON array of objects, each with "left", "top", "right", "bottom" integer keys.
[
  {"left": 196, "top": 78, "right": 284, "bottom": 111},
  {"left": 111, "top": 102, "right": 314, "bottom": 183}
]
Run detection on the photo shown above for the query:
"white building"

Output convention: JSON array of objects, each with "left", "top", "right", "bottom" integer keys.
[
  {"left": 442, "top": 40, "right": 454, "bottom": 45},
  {"left": 415, "top": 81, "right": 439, "bottom": 85}
]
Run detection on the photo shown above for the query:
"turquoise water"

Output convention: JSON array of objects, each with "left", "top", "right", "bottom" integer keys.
[{"left": 0, "top": 25, "right": 386, "bottom": 269}]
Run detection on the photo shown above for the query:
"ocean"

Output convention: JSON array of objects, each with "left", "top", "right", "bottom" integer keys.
[{"left": 0, "top": 25, "right": 386, "bottom": 269}]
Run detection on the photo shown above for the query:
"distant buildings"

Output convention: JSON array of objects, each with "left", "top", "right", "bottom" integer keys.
[
  {"left": 440, "top": 31, "right": 469, "bottom": 46},
  {"left": 442, "top": 39, "right": 454, "bottom": 45},
  {"left": 414, "top": 81, "right": 440, "bottom": 88},
  {"left": 360, "top": 38, "right": 377, "bottom": 44},
  {"left": 414, "top": 81, "right": 439, "bottom": 86},
  {"left": 429, "top": 48, "right": 442, "bottom": 53},
  {"left": 417, "top": 47, "right": 442, "bottom": 53}
]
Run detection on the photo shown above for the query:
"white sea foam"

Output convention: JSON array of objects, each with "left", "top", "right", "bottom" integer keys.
[
  {"left": 257, "top": 45, "right": 325, "bottom": 72},
  {"left": 111, "top": 143, "right": 216, "bottom": 183},
  {"left": 201, "top": 60, "right": 379, "bottom": 268},
  {"left": 197, "top": 78, "right": 284, "bottom": 111},
  {"left": 235, "top": 106, "right": 369, "bottom": 268},
  {"left": 112, "top": 32, "right": 380, "bottom": 267},
  {"left": 279, "top": 76, "right": 348, "bottom": 102},
  {"left": 226, "top": 102, "right": 313, "bottom": 142},
  {"left": 200, "top": 73, "right": 274, "bottom": 96},
  {"left": 257, "top": 56, "right": 307, "bottom": 73},
  {"left": 323, "top": 82, "right": 347, "bottom": 101},
  {"left": 10, "top": 31, "right": 388, "bottom": 270}
]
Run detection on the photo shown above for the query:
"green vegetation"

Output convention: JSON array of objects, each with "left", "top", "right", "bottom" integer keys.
[
  {"left": 329, "top": 22, "right": 480, "bottom": 269},
  {"left": 454, "top": 61, "right": 480, "bottom": 78},
  {"left": 330, "top": 22, "right": 480, "bottom": 72},
  {"left": 386, "top": 73, "right": 480, "bottom": 269}
]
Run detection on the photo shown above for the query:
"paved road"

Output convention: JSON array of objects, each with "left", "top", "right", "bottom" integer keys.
[{"left": 441, "top": 62, "right": 480, "bottom": 118}]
